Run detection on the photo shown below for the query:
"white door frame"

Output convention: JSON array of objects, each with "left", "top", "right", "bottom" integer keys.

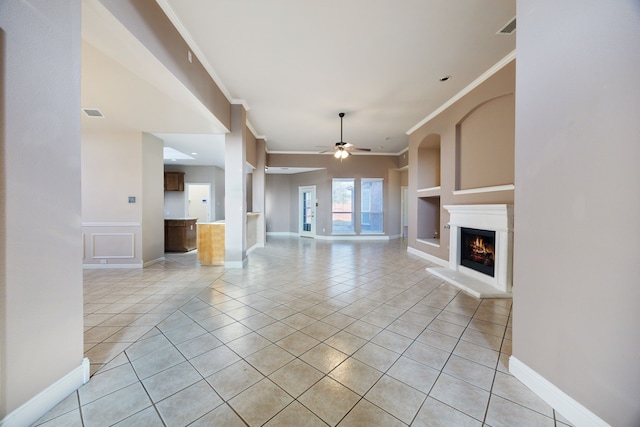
[{"left": 299, "top": 185, "right": 316, "bottom": 237}]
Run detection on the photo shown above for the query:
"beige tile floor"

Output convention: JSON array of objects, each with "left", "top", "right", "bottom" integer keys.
[{"left": 34, "top": 237, "right": 574, "bottom": 426}]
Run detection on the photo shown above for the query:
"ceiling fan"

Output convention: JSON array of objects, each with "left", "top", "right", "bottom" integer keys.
[{"left": 321, "top": 112, "right": 371, "bottom": 159}]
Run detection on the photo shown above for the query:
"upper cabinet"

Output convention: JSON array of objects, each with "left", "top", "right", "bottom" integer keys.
[{"left": 164, "top": 172, "right": 185, "bottom": 191}]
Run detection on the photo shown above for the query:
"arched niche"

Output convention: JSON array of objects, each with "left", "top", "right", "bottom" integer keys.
[
  {"left": 455, "top": 94, "right": 515, "bottom": 190},
  {"left": 417, "top": 133, "right": 441, "bottom": 190}
]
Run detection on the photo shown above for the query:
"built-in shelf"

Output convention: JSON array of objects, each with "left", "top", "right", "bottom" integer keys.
[
  {"left": 417, "top": 186, "right": 441, "bottom": 198},
  {"left": 417, "top": 196, "right": 441, "bottom": 243},
  {"left": 417, "top": 238, "right": 440, "bottom": 247},
  {"left": 453, "top": 184, "right": 514, "bottom": 196}
]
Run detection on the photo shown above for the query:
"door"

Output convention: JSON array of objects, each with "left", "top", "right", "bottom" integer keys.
[
  {"left": 187, "top": 183, "right": 211, "bottom": 223},
  {"left": 299, "top": 186, "right": 316, "bottom": 237}
]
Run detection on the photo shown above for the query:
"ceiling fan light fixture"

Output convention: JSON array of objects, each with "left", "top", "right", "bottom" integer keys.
[{"left": 334, "top": 148, "right": 349, "bottom": 159}]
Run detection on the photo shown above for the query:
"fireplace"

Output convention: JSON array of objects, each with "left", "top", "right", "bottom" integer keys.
[
  {"left": 426, "top": 204, "right": 513, "bottom": 298},
  {"left": 460, "top": 228, "right": 495, "bottom": 277}
]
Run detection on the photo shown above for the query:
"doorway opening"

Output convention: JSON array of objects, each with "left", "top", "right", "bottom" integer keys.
[{"left": 186, "top": 183, "right": 212, "bottom": 223}]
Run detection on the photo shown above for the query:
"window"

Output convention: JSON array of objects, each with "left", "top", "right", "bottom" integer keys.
[
  {"left": 361, "top": 178, "right": 383, "bottom": 233},
  {"left": 332, "top": 178, "right": 354, "bottom": 233}
]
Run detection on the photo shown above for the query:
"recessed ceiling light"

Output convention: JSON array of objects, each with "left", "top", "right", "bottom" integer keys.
[
  {"left": 439, "top": 75, "right": 452, "bottom": 82},
  {"left": 191, "top": 152, "right": 198, "bottom": 155}
]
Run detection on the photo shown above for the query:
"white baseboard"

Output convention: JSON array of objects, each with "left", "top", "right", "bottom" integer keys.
[
  {"left": 266, "top": 232, "right": 397, "bottom": 241},
  {"left": 407, "top": 246, "right": 448, "bottom": 267},
  {"left": 83, "top": 263, "right": 142, "bottom": 269},
  {"left": 315, "top": 234, "right": 391, "bottom": 241},
  {"left": 509, "top": 356, "right": 610, "bottom": 427},
  {"left": 246, "top": 243, "right": 264, "bottom": 255},
  {"left": 1, "top": 358, "right": 90, "bottom": 427}
]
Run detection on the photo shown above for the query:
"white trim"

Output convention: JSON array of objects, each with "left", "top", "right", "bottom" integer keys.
[
  {"left": 266, "top": 232, "right": 299, "bottom": 237},
  {"left": 231, "top": 99, "right": 250, "bottom": 111},
  {"left": 416, "top": 238, "right": 440, "bottom": 248},
  {"left": 427, "top": 267, "right": 511, "bottom": 299},
  {"left": 317, "top": 234, "right": 391, "bottom": 241},
  {"left": 509, "top": 357, "right": 611, "bottom": 427},
  {"left": 417, "top": 186, "right": 441, "bottom": 194},
  {"left": 407, "top": 246, "right": 448, "bottom": 267},
  {"left": 83, "top": 263, "right": 143, "bottom": 269},
  {"left": 91, "top": 233, "right": 135, "bottom": 259},
  {"left": 407, "top": 50, "right": 516, "bottom": 135},
  {"left": 0, "top": 358, "right": 89, "bottom": 427},
  {"left": 452, "top": 184, "right": 514, "bottom": 195},
  {"left": 143, "top": 257, "right": 165, "bottom": 267},
  {"left": 266, "top": 150, "right": 401, "bottom": 156},
  {"left": 82, "top": 222, "right": 141, "bottom": 227},
  {"left": 246, "top": 242, "right": 264, "bottom": 255}
]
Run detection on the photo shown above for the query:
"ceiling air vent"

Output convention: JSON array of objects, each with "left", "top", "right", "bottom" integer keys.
[
  {"left": 497, "top": 17, "right": 516, "bottom": 35},
  {"left": 83, "top": 108, "right": 104, "bottom": 118}
]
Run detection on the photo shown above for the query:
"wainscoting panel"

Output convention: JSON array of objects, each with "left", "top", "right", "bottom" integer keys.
[
  {"left": 82, "top": 222, "right": 143, "bottom": 268},
  {"left": 91, "top": 233, "right": 135, "bottom": 258}
]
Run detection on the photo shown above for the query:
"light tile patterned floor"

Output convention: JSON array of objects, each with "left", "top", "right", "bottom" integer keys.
[{"left": 34, "top": 237, "right": 574, "bottom": 426}]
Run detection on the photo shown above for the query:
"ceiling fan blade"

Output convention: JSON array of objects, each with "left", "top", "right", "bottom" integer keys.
[{"left": 347, "top": 147, "right": 371, "bottom": 152}]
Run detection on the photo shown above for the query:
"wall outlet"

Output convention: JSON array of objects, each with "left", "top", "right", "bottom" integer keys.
[{"left": 100, "top": 259, "right": 107, "bottom": 264}]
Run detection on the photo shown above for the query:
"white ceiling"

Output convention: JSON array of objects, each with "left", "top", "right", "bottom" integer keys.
[{"left": 81, "top": 0, "right": 516, "bottom": 167}]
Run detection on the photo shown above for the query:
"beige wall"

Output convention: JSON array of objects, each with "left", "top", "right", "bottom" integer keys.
[
  {"left": 82, "top": 131, "right": 144, "bottom": 267},
  {"left": 513, "top": 1, "right": 640, "bottom": 425},
  {"left": 82, "top": 131, "right": 143, "bottom": 222},
  {"left": 141, "top": 133, "right": 165, "bottom": 265},
  {"left": 408, "top": 61, "right": 516, "bottom": 261},
  {"left": 1, "top": 0, "right": 85, "bottom": 421},
  {"left": 265, "top": 174, "right": 293, "bottom": 233},
  {"left": 98, "top": 0, "right": 231, "bottom": 130},
  {"left": 246, "top": 130, "right": 257, "bottom": 169},
  {"left": 266, "top": 154, "right": 402, "bottom": 237},
  {"left": 458, "top": 94, "right": 514, "bottom": 190}
]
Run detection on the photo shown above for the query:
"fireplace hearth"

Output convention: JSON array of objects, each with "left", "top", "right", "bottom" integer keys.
[{"left": 427, "top": 204, "right": 513, "bottom": 298}]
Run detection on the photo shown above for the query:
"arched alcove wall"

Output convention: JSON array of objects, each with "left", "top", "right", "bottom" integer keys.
[{"left": 455, "top": 94, "right": 515, "bottom": 190}]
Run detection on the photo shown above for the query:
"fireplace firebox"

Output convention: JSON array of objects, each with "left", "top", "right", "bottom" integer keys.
[{"left": 460, "top": 227, "right": 495, "bottom": 277}]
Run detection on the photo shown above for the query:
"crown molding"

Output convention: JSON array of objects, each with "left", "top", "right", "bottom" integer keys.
[{"left": 406, "top": 49, "right": 516, "bottom": 135}]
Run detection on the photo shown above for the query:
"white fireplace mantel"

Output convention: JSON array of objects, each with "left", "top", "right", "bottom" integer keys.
[{"left": 428, "top": 204, "right": 513, "bottom": 298}]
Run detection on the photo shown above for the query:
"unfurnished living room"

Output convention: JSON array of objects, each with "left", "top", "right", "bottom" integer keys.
[{"left": 2, "top": 1, "right": 639, "bottom": 426}]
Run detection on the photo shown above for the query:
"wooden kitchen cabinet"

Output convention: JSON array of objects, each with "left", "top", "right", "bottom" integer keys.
[
  {"left": 164, "top": 172, "right": 185, "bottom": 191},
  {"left": 164, "top": 219, "right": 197, "bottom": 252}
]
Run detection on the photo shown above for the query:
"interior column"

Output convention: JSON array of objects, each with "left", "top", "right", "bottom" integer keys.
[{"left": 224, "top": 104, "right": 247, "bottom": 267}]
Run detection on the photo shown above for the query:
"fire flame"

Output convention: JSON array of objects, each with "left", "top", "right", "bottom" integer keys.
[{"left": 470, "top": 236, "right": 494, "bottom": 257}]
